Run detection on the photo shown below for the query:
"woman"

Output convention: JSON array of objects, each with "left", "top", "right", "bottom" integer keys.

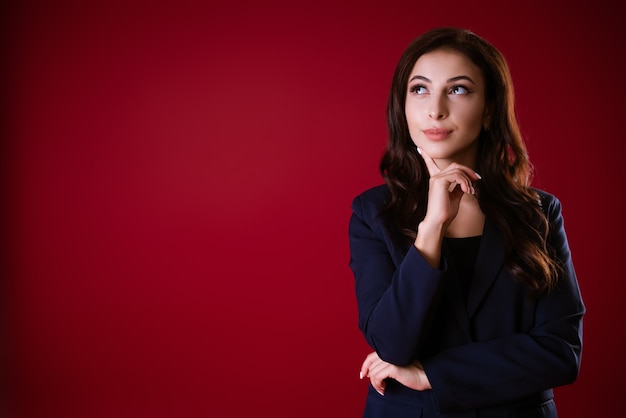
[{"left": 348, "top": 27, "right": 584, "bottom": 417}]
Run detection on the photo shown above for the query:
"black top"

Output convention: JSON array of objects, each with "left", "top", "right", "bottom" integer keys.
[{"left": 444, "top": 236, "right": 482, "bottom": 297}]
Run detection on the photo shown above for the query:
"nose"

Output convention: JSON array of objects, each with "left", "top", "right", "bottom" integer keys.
[
  {"left": 428, "top": 95, "right": 448, "bottom": 120},
  {"left": 429, "top": 110, "right": 446, "bottom": 120}
]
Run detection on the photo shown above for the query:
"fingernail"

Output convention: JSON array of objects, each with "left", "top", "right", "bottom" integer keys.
[
  {"left": 474, "top": 172, "right": 482, "bottom": 179},
  {"left": 416, "top": 146, "right": 422, "bottom": 155},
  {"left": 359, "top": 371, "right": 363, "bottom": 379}
]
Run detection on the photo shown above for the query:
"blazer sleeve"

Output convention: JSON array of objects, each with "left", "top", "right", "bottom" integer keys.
[
  {"left": 349, "top": 191, "right": 448, "bottom": 365},
  {"left": 423, "top": 194, "right": 585, "bottom": 413}
]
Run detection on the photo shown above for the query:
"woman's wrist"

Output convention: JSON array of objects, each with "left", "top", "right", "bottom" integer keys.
[{"left": 414, "top": 220, "right": 445, "bottom": 268}]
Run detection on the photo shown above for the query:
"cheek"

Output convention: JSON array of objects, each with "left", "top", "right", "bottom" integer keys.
[
  {"left": 460, "top": 106, "right": 485, "bottom": 131},
  {"left": 405, "top": 120, "right": 421, "bottom": 144},
  {"left": 404, "top": 108, "right": 423, "bottom": 138}
]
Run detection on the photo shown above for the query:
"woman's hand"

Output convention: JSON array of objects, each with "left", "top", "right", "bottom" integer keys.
[
  {"left": 414, "top": 147, "right": 482, "bottom": 267},
  {"left": 360, "top": 351, "right": 431, "bottom": 396},
  {"left": 418, "top": 147, "right": 481, "bottom": 229}
]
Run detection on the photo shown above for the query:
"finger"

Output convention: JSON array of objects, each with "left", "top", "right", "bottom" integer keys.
[
  {"left": 446, "top": 176, "right": 474, "bottom": 195},
  {"left": 368, "top": 363, "right": 389, "bottom": 396},
  {"left": 372, "top": 384, "right": 385, "bottom": 396},
  {"left": 448, "top": 181, "right": 460, "bottom": 193},
  {"left": 437, "top": 166, "right": 480, "bottom": 195},
  {"left": 359, "top": 361, "right": 368, "bottom": 380},
  {"left": 371, "top": 377, "right": 386, "bottom": 396},
  {"left": 420, "top": 152, "right": 482, "bottom": 185},
  {"left": 362, "top": 351, "right": 380, "bottom": 376},
  {"left": 360, "top": 351, "right": 379, "bottom": 379},
  {"left": 417, "top": 147, "right": 440, "bottom": 176},
  {"left": 446, "top": 163, "right": 482, "bottom": 183}
]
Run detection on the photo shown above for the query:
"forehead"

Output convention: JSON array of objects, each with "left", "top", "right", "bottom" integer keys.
[{"left": 409, "top": 49, "right": 484, "bottom": 83}]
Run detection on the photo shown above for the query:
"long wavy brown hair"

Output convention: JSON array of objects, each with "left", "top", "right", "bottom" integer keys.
[{"left": 380, "top": 27, "right": 559, "bottom": 294}]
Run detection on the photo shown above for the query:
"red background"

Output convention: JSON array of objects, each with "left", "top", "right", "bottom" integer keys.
[{"left": 2, "top": 0, "right": 623, "bottom": 416}]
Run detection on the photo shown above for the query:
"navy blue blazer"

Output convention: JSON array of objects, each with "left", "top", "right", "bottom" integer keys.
[{"left": 349, "top": 185, "right": 584, "bottom": 418}]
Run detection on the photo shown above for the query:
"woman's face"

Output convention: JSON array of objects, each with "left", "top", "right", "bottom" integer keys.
[{"left": 405, "top": 49, "right": 487, "bottom": 169}]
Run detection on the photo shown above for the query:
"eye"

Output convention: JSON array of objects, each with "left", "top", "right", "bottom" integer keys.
[
  {"left": 409, "top": 84, "right": 428, "bottom": 95},
  {"left": 449, "top": 85, "right": 471, "bottom": 95}
]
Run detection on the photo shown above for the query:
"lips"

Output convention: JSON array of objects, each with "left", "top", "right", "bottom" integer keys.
[{"left": 423, "top": 128, "right": 452, "bottom": 141}]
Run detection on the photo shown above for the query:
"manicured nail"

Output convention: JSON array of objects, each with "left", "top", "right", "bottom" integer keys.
[
  {"left": 416, "top": 146, "right": 422, "bottom": 155},
  {"left": 359, "top": 371, "right": 363, "bottom": 379},
  {"left": 474, "top": 172, "right": 482, "bottom": 179}
]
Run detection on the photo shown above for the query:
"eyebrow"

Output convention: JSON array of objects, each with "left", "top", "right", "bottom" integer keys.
[{"left": 409, "top": 75, "right": 477, "bottom": 85}]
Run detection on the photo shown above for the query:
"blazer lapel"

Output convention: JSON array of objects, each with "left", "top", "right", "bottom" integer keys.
[
  {"left": 383, "top": 216, "right": 505, "bottom": 338},
  {"left": 466, "top": 218, "right": 505, "bottom": 318}
]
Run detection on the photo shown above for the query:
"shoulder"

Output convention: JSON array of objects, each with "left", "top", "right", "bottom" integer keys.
[
  {"left": 350, "top": 184, "right": 390, "bottom": 222},
  {"left": 533, "top": 188, "right": 563, "bottom": 220}
]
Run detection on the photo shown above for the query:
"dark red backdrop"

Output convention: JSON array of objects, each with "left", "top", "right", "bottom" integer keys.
[{"left": 2, "top": 0, "right": 623, "bottom": 416}]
